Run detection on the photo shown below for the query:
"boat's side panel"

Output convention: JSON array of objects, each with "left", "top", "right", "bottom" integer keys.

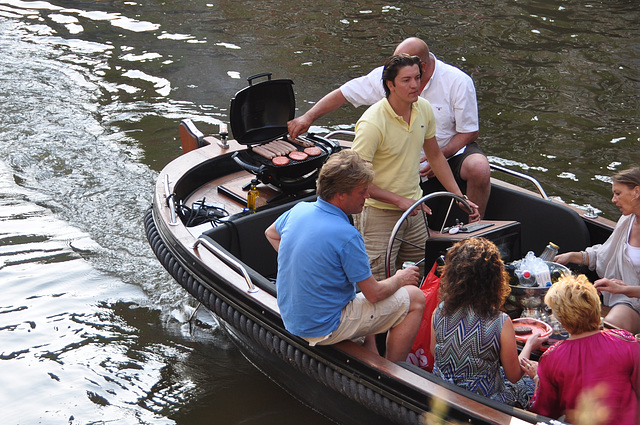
[
  {"left": 485, "top": 183, "right": 590, "bottom": 254},
  {"left": 221, "top": 321, "right": 406, "bottom": 425}
]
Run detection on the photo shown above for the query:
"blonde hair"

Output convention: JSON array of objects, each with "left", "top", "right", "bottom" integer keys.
[
  {"left": 316, "top": 150, "right": 373, "bottom": 201},
  {"left": 544, "top": 274, "right": 601, "bottom": 334}
]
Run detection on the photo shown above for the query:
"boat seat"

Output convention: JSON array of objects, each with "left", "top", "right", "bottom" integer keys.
[
  {"left": 484, "top": 183, "right": 591, "bottom": 255},
  {"left": 179, "top": 119, "right": 207, "bottom": 153},
  {"left": 197, "top": 234, "right": 278, "bottom": 296},
  {"left": 203, "top": 195, "right": 316, "bottom": 293}
]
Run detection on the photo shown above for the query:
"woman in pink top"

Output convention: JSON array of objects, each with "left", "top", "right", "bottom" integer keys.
[{"left": 529, "top": 274, "right": 640, "bottom": 425}]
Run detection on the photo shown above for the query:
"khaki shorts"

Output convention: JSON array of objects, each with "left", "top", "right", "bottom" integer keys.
[
  {"left": 354, "top": 206, "right": 428, "bottom": 281},
  {"left": 304, "top": 289, "right": 410, "bottom": 347}
]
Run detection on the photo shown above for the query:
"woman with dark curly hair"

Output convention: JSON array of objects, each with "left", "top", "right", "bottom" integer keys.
[{"left": 430, "top": 237, "right": 547, "bottom": 407}]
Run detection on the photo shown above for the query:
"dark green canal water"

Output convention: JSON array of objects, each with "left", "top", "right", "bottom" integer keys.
[{"left": 0, "top": 1, "right": 637, "bottom": 423}]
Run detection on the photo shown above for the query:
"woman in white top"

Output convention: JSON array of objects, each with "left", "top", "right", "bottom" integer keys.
[{"left": 555, "top": 167, "right": 640, "bottom": 334}]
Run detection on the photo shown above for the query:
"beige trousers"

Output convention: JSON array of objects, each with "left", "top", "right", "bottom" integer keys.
[{"left": 354, "top": 206, "right": 428, "bottom": 281}]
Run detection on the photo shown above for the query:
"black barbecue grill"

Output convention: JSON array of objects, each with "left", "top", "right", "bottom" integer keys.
[{"left": 229, "top": 73, "right": 339, "bottom": 194}]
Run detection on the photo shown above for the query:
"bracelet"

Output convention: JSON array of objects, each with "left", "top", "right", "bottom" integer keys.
[{"left": 580, "top": 251, "right": 586, "bottom": 266}]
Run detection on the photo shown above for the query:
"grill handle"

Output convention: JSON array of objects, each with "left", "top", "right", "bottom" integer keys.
[
  {"left": 246, "top": 72, "right": 272, "bottom": 85},
  {"left": 232, "top": 152, "right": 263, "bottom": 174},
  {"left": 307, "top": 133, "right": 340, "bottom": 153}
]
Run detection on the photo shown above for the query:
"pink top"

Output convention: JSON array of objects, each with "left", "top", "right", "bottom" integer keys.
[{"left": 530, "top": 329, "right": 640, "bottom": 425}]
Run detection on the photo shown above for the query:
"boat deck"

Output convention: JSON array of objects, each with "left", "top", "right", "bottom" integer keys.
[
  {"left": 185, "top": 170, "right": 275, "bottom": 215},
  {"left": 187, "top": 169, "right": 318, "bottom": 215}
]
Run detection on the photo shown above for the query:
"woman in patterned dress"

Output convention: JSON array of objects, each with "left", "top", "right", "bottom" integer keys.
[{"left": 430, "top": 237, "right": 547, "bottom": 407}]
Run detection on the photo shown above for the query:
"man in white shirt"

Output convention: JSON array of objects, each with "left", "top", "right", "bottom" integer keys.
[{"left": 288, "top": 37, "right": 491, "bottom": 219}]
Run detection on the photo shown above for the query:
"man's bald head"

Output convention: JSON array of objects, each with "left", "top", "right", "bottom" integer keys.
[{"left": 394, "top": 37, "right": 430, "bottom": 63}]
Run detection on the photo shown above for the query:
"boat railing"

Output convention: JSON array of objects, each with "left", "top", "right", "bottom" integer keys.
[
  {"left": 164, "top": 174, "right": 179, "bottom": 226},
  {"left": 489, "top": 164, "right": 548, "bottom": 200},
  {"left": 325, "top": 130, "right": 355, "bottom": 140},
  {"left": 193, "top": 236, "right": 259, "bottom": 293}
]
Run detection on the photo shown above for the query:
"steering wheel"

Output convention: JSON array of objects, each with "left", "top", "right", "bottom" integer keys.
[{"left": 384, "top": 191, "right": 473, "bottom": 278}]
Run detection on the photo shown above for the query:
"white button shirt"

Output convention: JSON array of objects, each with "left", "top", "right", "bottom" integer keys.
[{"left": 340, "top": 53, "right": 479, "bottom": 151}]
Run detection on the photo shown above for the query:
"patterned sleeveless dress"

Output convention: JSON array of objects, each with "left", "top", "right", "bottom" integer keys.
[{"left": 432, "top": 303, "right": 535, "bottom": 407}]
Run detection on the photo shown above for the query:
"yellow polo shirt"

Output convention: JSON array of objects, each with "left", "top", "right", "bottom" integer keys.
[{"left": 352, "top": 97, "right": 437, "bottom": 210}]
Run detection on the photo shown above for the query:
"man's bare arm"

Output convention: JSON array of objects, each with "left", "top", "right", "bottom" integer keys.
[
  {"left": 287, "top": 89, "right": 348, "bottom": 139},
  {"left": 422, "top": 136, "right": 479, "bottom": 220},
  {"left": 264, "top": 223, "right": 281, "bottom": 252},
  {"left": 439, "top": 131, "right": 478, "bottom": 159}
]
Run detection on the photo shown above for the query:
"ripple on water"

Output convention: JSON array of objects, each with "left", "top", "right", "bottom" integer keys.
[{"left": 0, "top": 165, "right": 189, "bottom": 424}]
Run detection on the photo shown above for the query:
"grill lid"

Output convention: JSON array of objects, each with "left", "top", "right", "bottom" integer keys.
[{"left": 229, "top": 72, "right": 295, "bottom": 145}]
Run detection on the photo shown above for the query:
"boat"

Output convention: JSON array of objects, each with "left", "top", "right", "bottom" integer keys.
[{"left": 144, "top": 74, "right": 616, "bottom": 425}]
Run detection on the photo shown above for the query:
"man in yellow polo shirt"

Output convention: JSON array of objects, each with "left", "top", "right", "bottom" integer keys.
[{"left": 352, "top": 54, "right": 478, "bottom": 281}]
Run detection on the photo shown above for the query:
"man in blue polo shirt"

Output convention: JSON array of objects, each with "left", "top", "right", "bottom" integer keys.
[{"left": 265, "top": 149, "right": 425, "bottom": 362}]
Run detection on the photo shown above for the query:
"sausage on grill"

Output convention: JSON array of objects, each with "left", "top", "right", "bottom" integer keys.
[{"left": 252, "top": 145, "right": 274, "bottom": 159}]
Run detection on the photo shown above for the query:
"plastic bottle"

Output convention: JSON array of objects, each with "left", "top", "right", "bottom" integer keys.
[
  {"left": 517, "top": 270, "right": 537, "bottom": 287},
  {"left": 536, "top": 267, "right": 552, "bottom": 287},
  {"left": 539, "top": 242, "right": 559, "bottom": 262},
  {"left": 247, "top": 182, "right": 259, "bottom": 212}
]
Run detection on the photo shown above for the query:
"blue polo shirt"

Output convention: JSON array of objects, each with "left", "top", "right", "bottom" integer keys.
[{"left": 274, "top": 199, "right": 372, "bottom": 337}]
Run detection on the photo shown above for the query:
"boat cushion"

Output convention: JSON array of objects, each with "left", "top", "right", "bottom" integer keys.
[
  {"left": 484, "top": 184, "right": 590, "bottom": 255},
  {"left": 203, "top": 195, "right": 317, "bottom": 292}
]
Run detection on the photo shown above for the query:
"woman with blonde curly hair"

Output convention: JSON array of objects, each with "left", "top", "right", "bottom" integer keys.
[
  {"left": 430, "top": 237, "right": 546, "bottom": 407},
  {"left": 529, "top": 274, "right": 640, "bottom": 425}
]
